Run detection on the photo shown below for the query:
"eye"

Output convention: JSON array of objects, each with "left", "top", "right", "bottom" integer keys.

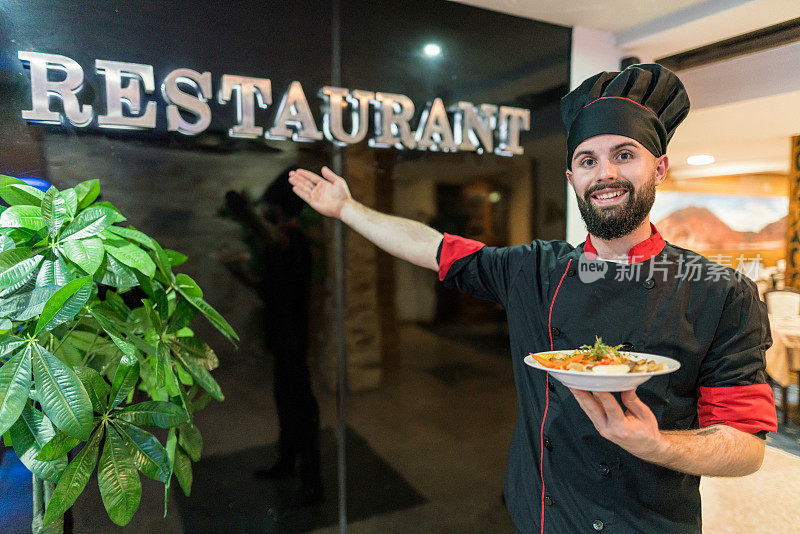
[
  {"left": 617, "top": 151, "right": 634, "bottom": 162},
  {"left": 579, "top": 157, "right": 596, "bottom": 168}
]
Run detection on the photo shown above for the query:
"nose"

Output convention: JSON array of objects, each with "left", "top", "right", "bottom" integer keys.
[{"left": 600, "top": 159, "right": 618, "bottom": 180}]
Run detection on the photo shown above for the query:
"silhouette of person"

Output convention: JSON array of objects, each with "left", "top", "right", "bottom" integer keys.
[{"left": 221, "top": 167, "right": 322, "bottom": 507}]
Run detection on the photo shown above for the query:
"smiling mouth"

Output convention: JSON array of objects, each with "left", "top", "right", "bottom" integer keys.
[{"left": 590, "top": 188, "right": 628, "bottom": 204}]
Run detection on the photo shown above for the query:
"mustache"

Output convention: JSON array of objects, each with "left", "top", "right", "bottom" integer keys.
[{"left": 584, "top": 180, "right": 635, "bottom": 201}]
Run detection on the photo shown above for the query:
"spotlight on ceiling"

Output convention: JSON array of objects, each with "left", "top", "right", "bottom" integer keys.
[
  {"left": 423, "top": 43, "right": 441, "bottom": 57},
  {"left": 686, "top": 155, "right": 715, "bottom": 166}
]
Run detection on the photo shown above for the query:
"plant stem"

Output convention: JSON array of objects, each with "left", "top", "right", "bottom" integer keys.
[
  {"left": 52, "top": 318, "right": 82, "bottom": 354},
  {"left": 31, "top": 475, "right": 63, "bottom": 534},
  {"left": 80, "top": 329, "right": 101, "bottom": 366}
]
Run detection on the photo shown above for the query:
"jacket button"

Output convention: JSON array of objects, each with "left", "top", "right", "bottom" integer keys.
[
  {"left": 548, "top": 380, "right": 555, "bottom": 392},
  {"left": 543, "top": 495, "right": 553, "bottom": 506},
  {"left": 599, "top": 463, "right": 610, "bottom": 476},
  {"left": 550, "top": 327, "right": 561, "bottom": 337},
  {"left": 593, "top": 519, "right": 604, "bottom": 530},
  {"left": 643, "top": 278, "right": 655, "bottom": 289},
  {"left": 619, "top": 342, "right": 634, "bottom": 351},
  {"left": 543, "top": 438, "right": 553, "bottom": 451},
  {"left": 567, "top": 268, "right": 576, "bottom": 277}
]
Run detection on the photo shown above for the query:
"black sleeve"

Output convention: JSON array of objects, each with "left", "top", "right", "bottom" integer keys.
[
  {"left": 696, "top": 277, "right": 777, "bottom": 434},
  {"left": 436, "top": 233, "right": 531, "bottom": 307}
]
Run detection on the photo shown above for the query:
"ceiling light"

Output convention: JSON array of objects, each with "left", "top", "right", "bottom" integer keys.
[
  {"left": 686, "top": 155, "right": 715, "bottom": 166},
  {"left": 423, "top": 43, "right": 441, "bottom": 57}
]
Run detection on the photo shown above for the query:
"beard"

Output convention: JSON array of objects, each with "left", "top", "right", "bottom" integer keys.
[{"left": 575, "top": 175, "right": 656, "bottom": 240}]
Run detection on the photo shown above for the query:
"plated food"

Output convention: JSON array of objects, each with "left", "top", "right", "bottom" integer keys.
[
  {"left": 529, "top": 337, "right": 664, "bottom": 374},
  {"left": 524, "top": 337, "right": 680, "bottom": 392}
]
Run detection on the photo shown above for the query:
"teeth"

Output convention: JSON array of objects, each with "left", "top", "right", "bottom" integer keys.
[{"left": 595, "top": 190, "right": 623, "bottom": 200}]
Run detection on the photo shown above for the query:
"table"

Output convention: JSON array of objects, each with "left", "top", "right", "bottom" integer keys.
[
  {"left": 765, "top": 315, "right": 800, "bottom": 423},
  {"left": 765, "top": 315, "right": 800, "bottom": 388}
]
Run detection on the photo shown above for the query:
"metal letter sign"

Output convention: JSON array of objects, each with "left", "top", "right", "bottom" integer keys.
[{"left": 17, "top": 51, "right": 531, "bottom": 155}]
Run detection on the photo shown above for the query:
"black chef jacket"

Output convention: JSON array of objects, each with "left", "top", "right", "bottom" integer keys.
[{"left": 437, "top": 224, "right": 777, "bottom": 534}]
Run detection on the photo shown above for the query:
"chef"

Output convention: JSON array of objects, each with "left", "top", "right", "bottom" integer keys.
[{"left": 288, "top": 63, "right": 777, "bottom": 533}]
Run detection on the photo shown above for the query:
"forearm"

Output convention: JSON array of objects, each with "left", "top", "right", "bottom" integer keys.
[
  {"left": 649, "top": 424, "right": 764, "bottom": 477},
  {"left": 340, "top": 199, "right": 442, "bottom": 271}
]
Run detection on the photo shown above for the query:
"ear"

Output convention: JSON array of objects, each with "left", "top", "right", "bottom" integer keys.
[
  {"left": 654, "top": 155, "right": 669, "bottom": 186},
  {"left": 566, "top": 169, "right": 574, "bottom": 186}
]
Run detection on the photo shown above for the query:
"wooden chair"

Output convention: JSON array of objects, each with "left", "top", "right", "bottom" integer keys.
[{"left": 763, "top": 287, "right": 800, "bottom": 316}]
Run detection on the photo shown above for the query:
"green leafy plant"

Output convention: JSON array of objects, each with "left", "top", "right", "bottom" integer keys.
[{"left": 0, "top": 174, "right": 238, "bottom": 531}]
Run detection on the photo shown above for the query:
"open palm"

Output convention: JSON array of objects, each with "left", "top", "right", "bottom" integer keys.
[{"left": 288, "top": 166, "right": 352, "bottom": 219}]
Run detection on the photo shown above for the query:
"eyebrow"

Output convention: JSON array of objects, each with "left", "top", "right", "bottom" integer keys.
[{"left": 572, "top": 142, "right": 639, "bottom": 162}]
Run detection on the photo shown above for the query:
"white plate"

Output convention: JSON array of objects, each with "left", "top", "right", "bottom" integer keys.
[{"left": 524, "top": 351, "right": 680, "bottom": 392}]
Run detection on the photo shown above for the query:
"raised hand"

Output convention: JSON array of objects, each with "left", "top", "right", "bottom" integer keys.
[{"left": 288, "top": 167, "right": 352, "bottom": 219}]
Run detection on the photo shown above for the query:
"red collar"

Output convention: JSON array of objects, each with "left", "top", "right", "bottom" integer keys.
[{"left": 583, "top": 223, "right": 665, "bottom": 264}]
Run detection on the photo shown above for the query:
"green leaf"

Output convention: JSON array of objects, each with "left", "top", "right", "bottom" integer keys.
[
  {"left": 164, "top": 428, "right": 177, "bottom": 516},
  {"left": 74, "top": 366, "right": 110, "bottom": 413},
  {"left": 155, "top": 341, "right": 170, "bottom": 389},
  {"left": 0, "top": 285, "right": 58, "bottom": 321},
  {"left": 0, "top": 348, "right": 32, "bottom": 435},
  {"left": 174, "top": 273, "right": 202, "bottom": 298},
  {"left": 0, "top": 248, "right": 41, "bottom": 295},
  {"left": 187, "top": 295, "right": 238, "bottom": 346},
  {"left": 36, "top": 429, "right": 81, "bottom": 461},
  {"left": 0, "top": 336, "right": 27, "bottom": 358},
  {"left": 0, "top": 234, "right": 15, "bottom": 252},
  {"left": 177, "top": 423, "right": 202, "bottom": 462},
  {"left": 36, "top": 256, "right": 75, "bottom": 288},
  {"left": 60, "top": 188, "right": 78, "bottom": 219},
  {"left": 108, "top": 332, "right": 137, "bottom": 360},
  {"left": 114, "top": 401, "right": 189, "bottom": 428},
  {"left": 173, "top": 446, "right": 193, "bottom": 496},
  {"left": 61, "top": 206, "right": 123, "bottom": 241},
  {"left": 0, "top": 205, "right": 46, "bottom": 230},
  {"left": 98, "top": 424, "right": 141, "bottom": 526},
  {"left": 93, "top": 202, "right": 126, "bottom": 220},
  {"left": 170, "top": 337, "right": 219, "bottom": 371},
  {"left": 104, "top": 242, "right": 156, "bottom": 278},
  {"left": 171, "top": 348, "right": 224, "bottom": 401},
  {"left": 10, "top": 403, "right": 68, "bottom": 483},
  {"left": 62, "top": 237, "right": 104, "bottom": 275},
  {"left": 109, "top": 357, "right": 139, "bottom": 410},
  {"left": 36, "top": 258, "right": 56, "bottom": 287},
  {"left": 43, "top": 425, "right": 104, "bottom": 526},
  {"left": 75, "top": 179, "right": 100, "bottom": 210},
  {"left": 150, "top": 241, "right": 175, "bottom": 283},
  {"left": 0, "top": 183, "right": 45, "bottom": 207},
  {"left": 31, "top": 343, "right": 93, "bottom": 440},
  {"left": 103, "top": 225, "right": 157, "bottom": 250},
  {"left": 0, "top": 174, "right": 26, "bottom": 188},
  {"left": 113, "top": 419, "right": 171, "bottom": 482},
  {"left": 164, "top": 249, "right": 188, "bottom": 267},
  {"left": 167, "top": 299, "right": 197, "bottom": 334},
  {"left": 96, "top": 254, "right": 138, "bottom": 288},
  {"left": 41, "top": 186, "right": 68, "bottom": 237},
  {"left": 35, "top": 276, "right": 92, "bottom": 334},
  {"left": 191, "top": 392, "right": 212, "bottom": 414}
]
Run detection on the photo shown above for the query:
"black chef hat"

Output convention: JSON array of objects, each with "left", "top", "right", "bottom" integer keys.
[{"left": 561, "top": 63, "right": 690, "bottom": 169}]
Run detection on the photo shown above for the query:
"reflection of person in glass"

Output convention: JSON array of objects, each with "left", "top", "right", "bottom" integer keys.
[
  {"left": 222, "top": 168, "right": 322, "bottom": 508},
  {"left": 288, "top": 65, "right": 776, "bottom": 532}
]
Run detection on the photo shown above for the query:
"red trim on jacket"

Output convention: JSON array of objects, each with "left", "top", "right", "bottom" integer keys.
[
  {"left": 583, "top": 95, "right": 653, "bottom": 113},
  {"left": 539, "top": 259, "right": 573, "bottom": 534},
  {"left": 583, "top": 223, "right": 666, "bottom": 264},
  {"left": 697, "top": 384, "right": 777, "bottom": 434},
  {"left": 438, "top": 233, "right": 486, "bottom": 281}
]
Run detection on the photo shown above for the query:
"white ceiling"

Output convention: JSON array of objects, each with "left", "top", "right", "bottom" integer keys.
[{"left": 452, "top": 0, "right": 800, "bottom": 178}]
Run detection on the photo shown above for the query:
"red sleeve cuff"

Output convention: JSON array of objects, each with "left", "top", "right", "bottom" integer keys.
[
  {"left": 438, "top": 233, "right": 486, "bottom": 281},
  {"left": 697, "top": 384, "right": 777, "bottom": 434}
]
